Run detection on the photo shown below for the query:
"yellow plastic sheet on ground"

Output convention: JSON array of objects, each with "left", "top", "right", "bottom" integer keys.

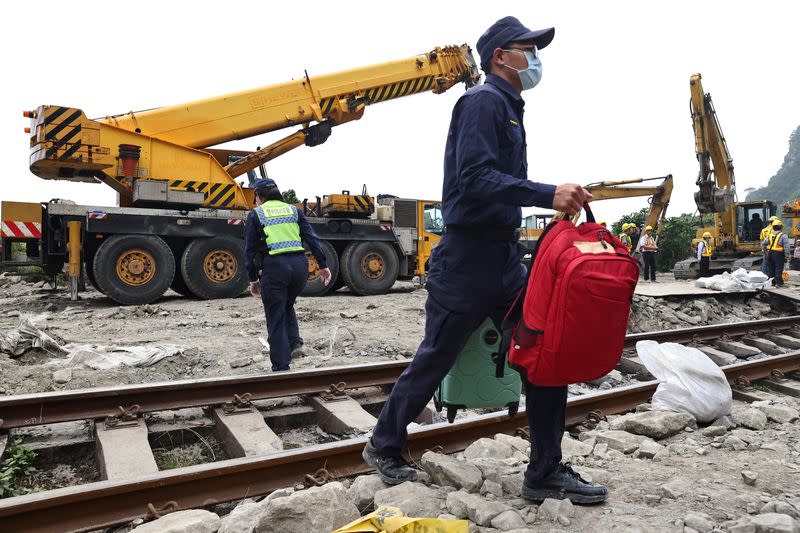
[{"left": 332, "top": 505, "right": 468, "bottom": 533}]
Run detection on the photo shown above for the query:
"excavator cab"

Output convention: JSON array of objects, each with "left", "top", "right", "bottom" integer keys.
[{"left": 736, "top": 201, "right": 776, "bottom": 243}]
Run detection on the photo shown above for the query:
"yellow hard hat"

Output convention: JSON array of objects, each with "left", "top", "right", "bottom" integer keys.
[
  {"left": 769, "top": 216, "right": 779, "bottom": 221},
  {"left": 645, "top": 225, "right": 653, "bottom": 231},
  {"left": 773, "top": 220, "right": 783, "bottom": 227},
  {"left": 703, "top": 232, "right": 712, "bottom": 238},
  {"left": 621, "top": 223, "right": 630, "bottom": 230},
  {"left": 599, "top": 221, "right": 607, "bottom": 226}
]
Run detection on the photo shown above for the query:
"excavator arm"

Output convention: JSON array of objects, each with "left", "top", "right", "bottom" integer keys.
[{"left": 27, "top": 45, "right": 479, "bottom": 209}]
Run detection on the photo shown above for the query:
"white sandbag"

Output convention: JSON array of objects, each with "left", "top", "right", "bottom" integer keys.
[
  {"left": 636, "top": 340, "right": 732, "bottom": 423},
  {"left": 58, "top": 344, "right": 184, "bottom": 370}
]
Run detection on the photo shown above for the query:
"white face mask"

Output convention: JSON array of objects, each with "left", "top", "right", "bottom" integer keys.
[{"left": 502, "top": 49, "right": 543, "bottom": 90}]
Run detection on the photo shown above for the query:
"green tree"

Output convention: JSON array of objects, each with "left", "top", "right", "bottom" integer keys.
[{"left": 282, "top": 189, "right": 299, "bottom": 204}]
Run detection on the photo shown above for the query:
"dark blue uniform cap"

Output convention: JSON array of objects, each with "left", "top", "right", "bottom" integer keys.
[
  {"left": 477, "top": 16, "right": 554, "bottom": 72},
  {"left": 253, "top": 178, "right": 277, "bottom": 191}
]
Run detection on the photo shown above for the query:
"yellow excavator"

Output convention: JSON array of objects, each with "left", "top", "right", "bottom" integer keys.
[
  {"left": 673, "top": 73, "right": 777, "bottom": 278},
  {"left": 5, "top": 45, "right": 479, "bottom": 304},
  {"left": 519, "top": 175, "right": 673, "bottom": 249}
]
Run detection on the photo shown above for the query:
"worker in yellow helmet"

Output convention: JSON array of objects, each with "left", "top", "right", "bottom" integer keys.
[
  {"left": 760, "top": 216, "right": 780, "bottom": 275},
  {"left": 636, "top": 225, "right": 658, "bottom": 282},
  {"left": 618, "top": 223, "right": 635, "bottom": 255},
  {"left": 761, "top": 219, "right": 790, "bottom": 287},
  {"left": 697, "top": 231, "right": 713, "bottom": 278}
]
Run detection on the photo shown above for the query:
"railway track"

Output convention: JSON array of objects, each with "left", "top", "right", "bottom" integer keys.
[{"left": 1, "top": 316, "right": 800, "bottom": 532}]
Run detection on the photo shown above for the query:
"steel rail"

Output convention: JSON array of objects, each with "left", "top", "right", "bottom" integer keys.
[
  {"left": 1, "top": 316, "right": 799, "bottom": 430},
  {"left": 1, "top": 351, "right": 798, "bottom": 533}
]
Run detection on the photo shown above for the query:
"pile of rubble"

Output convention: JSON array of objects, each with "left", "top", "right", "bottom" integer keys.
[
  {"left": 628, "top": 295, "right": 783, "bottom": 333},
  {"left": 133, "top": 397, "right": 800, "bottom": 533}
]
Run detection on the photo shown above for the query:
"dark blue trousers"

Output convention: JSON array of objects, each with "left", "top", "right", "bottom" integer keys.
[
  {"left": 371, "top": 233, "right": 567, "bottom": 483},
  {"left": 768, "top": 251, "right": 786, "bottom": 287},
  {"left": 260, "top": 252, "right": 308, "bottom": 371}
]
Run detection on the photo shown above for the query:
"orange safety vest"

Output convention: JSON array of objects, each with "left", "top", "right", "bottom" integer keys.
[
  {"left": 769, "top": 232, "right": 785, "bottom": 252},
  {"left": 701, "top": 240, "right": 712, "bottom": 257},
  {"left": 641, "top": 234, "right": 657, "bottom": 251}
]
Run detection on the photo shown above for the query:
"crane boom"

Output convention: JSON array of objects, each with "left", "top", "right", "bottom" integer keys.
[{"left": 27, "top": 45, "right": 479, "bottom": 209}]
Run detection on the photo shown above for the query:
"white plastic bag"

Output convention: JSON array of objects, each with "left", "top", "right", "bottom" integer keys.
[{"left": 636, "top": 340, "right": 732, "bottom": 423}]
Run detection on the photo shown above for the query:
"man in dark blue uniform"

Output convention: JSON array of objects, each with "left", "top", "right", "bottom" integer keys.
[
  {"left": 244, "top": 178, "right": 331, "bottom": 372},
  {"left": 363, "top": 16, "right": 607, "bottom": 504}
]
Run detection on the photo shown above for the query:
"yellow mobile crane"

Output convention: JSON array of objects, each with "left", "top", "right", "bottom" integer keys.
[
  {"left": 673, "top": 73, "right": 777, "bottom": 278},
  {"left": 519, "top": 175, "right": 673, "bottom": 249},
  {"left": 4, "top": 45, "right": 479, "bottom": 304}
]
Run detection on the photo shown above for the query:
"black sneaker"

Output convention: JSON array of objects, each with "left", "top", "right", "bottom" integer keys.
[
  {"left": 362, "top": 440, "right": 418, "bottom": 485},
  {"left": 290, "top": 344, "right": 306, "bottom": 358},
  {"left": 522, "top": 462, "right": 608, "bottom": 504}
]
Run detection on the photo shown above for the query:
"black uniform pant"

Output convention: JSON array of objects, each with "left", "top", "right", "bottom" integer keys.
[
  {"left": 699, "top": 256, "right": 710, "bottom": 278},
  {"left": 768, "top": 251, "right": 786, "bottom": 287},
  {"left": 371, "top": 233, "right": 567, "bottom": 484},
  {"left": 642, "top": 251, "right": 657, "bottom": 281},
  {"left": 260, "top": 252, "right": 308, "bottom": 371}
]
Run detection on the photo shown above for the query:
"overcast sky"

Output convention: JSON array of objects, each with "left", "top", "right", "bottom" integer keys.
[{"left": 2, "top": 0, "right": 798, "bottom": 226}]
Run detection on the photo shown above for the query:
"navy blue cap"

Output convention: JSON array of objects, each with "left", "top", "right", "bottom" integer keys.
[
  {"left": 477, "top": 16, "right": 554, "bottom": 72},
  {"left": 253, "top": 178, "right": 277, "bottom": 191}
]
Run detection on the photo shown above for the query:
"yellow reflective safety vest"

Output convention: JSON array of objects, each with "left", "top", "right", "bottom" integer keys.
[
  {"left": 760, "top": 225, "right": 774, "bottom": 242},
  {"left": 769, "top": 232, "right": 785, "bottom": 252},
  {"left": 619, "top": 233, "right": 632, "bottom": 253},
  {"left": 701, "top": 240, "right": 713, "bottom": 257},
  {"left": 254, "top": 200, "right": 304, "bottom": 255}
]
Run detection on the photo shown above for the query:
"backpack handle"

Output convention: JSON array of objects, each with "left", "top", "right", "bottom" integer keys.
[{"left": 583, "top": 203, "right": 595, "bottom": 223}]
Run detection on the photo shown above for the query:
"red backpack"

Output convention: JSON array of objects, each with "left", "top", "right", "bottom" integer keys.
[{"left": 500, "top": 207, "right": 639, "bottom": 386}]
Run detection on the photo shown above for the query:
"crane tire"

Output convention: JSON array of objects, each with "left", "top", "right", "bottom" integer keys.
[
  {"left": 180, "top": 236, "right": 248, "bottom": 300},
  {"left": 340, "top": 241, "right": 399, "bottom": 296},
  {"left": 93, "top": 234, "right": 174, "bottom": 305},
  {"left": 301, "top": 240, "right": 339, "bottom": 297}
]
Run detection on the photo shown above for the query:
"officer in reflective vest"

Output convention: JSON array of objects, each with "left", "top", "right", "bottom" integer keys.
[
  {"left": 619, "top": 223, "right": 635, "bottom": 255},
  {"left": 697, "top": 231, "right": 713, "bottom": 278},
  {"left": 760, "top": 216, "right": 779, "bottom": 275},
  {"left": 244, "top": 178, "right": 331, "bottom": 371},
  {"left": 761, "top": 220, "right": 790, "bottom": 287}
]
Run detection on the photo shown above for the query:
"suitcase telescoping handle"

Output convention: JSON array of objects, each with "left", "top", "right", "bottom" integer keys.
[{"left": 493, "top": 203, "right": 594, "bottom": 378}]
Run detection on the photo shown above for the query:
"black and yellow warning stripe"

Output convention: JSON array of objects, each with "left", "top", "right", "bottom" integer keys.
[
  {"left": 169, "top": 180, "right": 237, "bottom": 207},
  {"left": 317, "top": 76, "right": 436, "bottom": 116},
  {"left": 352, "top": 195, "right": 373, "bottom": 212},
  {"left": 42, "top": 106, "right": 83, "bottom": 161}
]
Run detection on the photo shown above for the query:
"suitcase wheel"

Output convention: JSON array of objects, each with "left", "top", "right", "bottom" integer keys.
[
  {"left": 507, "top": 402, "right": 519, "bottom": 418},
  {"left": 447, "top": 406, "right": 458, "bottom": 424}
]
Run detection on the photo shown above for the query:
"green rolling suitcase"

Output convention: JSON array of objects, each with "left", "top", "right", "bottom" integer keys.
[{"left": 434, "top": 318, "right": 522, "bottom": 423}]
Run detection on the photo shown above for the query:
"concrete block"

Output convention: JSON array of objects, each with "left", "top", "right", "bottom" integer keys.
[
  {"left": 765, "top": 333, "right": 800, "bottom": 350},
  {"left": 696, "top": 346, "right": 739, "bottom": 366},
  {"left": 740, "top": 337, "right": 785, "bottom": 355},
  {"left": 211, "top": 407, "right": 282, "bottom": 458},
  {"left": 308, "top": 395, "right": 377, "bottom": 434},
  {"left": 714, "top": 339, "right": 760, "bottom": 358},
  {"left": 94, "top": 419, "right": 159, "bottom": 481}
]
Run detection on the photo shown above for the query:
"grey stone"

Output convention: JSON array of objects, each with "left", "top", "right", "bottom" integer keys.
[
  {"left": 480, "top": 479, "right": 503, "bottom": 498},
  {"left": 727, "top": 520, "right": 757, "bottom": 533},
  {"left": 659, "top": 480, "right": 685, "bottom": 499},
  {"left": 52, "top": 368, "right": 72, "bottom": 384},
  {"left": 760, "top": 501, "right": 800, "bottom": 519},
  {"left": 592, "top": 442, "right": 609, "bottom": 457},
  {"left": 724, "top": 436, "right": 748, "bottom": 451},
  {"left": 700, "top": 425, "right": 727, "bottom": 437},
  {"left": 421, "top": 451, "right": 483, "bottom": 492},
  {"left": 134, "top": 510, "right": 221, "bottom": 533},
  {"left": 711, "top": 415, "right": 738, "bottom": 430},
  {"left": 734, "top": 408, "right": 769, "bottom": 430},
  {"left": 675, "top": 311, "right": 702, "bottom": 325},
  {"left": 494, "top": 433, "right": 530, "bottom": 453},
  {"left": 536, "top": 498, "right": 575, "bottom": 526},
  {"left": 749, "top": 513, "right": 797, "bottom": 533},
  {"left": 464, "top": 438, "right": 515, "bottom": 461},
  {"left": 229, "top": 357, "right": 253, "bottom": 368},
  {"left": 219, "top": 501, "right": 261, "bottom": 533},
  {"left": 593, "top": 430, "right": 642, "bottom": 454},
  {"left": 374, "top": 481, "right": 444, "bottom": 518},
  {"left": 346, "top": 474, "right": 388, "bottom": 512},
  {"left": 758, "top": 404, "right": 800, "bottom": 424},
  {"left": 500, "top": 471, "right": 525, "bottom": 497},
  {"left": 610, "top": 410, "right": 696, "bottom": 439},
  {"left": 491, "top": 509, "right": 528, "bottom": 530},
  {"left": 256, "top": 482, "right": 359, "bottom": 533},
  {"left": 635, "top": 438, "right": 667, "bottom": 459},
  {"left": 261, "top": 487, "right": 293, "bottom": 505},
  {"left": 742, "top": 470, "right": 759, "bottom": 486},
  {"left": 561, "top": 435, "right": 593, "bottom": 457},
  {"left": 445, "top": 490, "right": 510, "bottom": 526},
  {"left": 683, "top": 512, "right": 715, "bottom": 533}
]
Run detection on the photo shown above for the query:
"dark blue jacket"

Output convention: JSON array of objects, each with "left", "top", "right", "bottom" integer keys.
[
  {"left": 442, "top": 74, "right": 556, "bottom": 229},
  {"left": 244, "top": 207, "right": 327, "bottom": 282}
]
